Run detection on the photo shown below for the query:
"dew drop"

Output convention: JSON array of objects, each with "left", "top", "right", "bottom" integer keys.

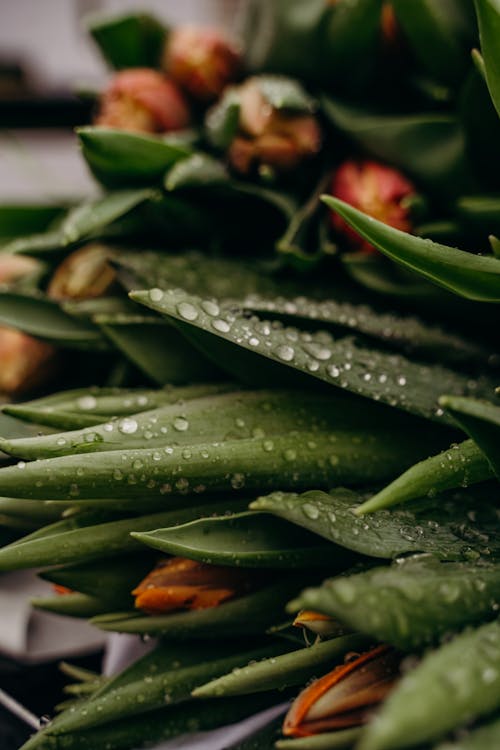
[
  {"left": 119, "top": 418, "right": 138, "bottom": 434},
  {"left": 275, "top": 344, "right": 294, "bottom": 362},
  {"left": 77, "top": 395, "right": 97, "bottom": 410},
  {"left": 173, "top": 417, "right": 189, "bottom": 432},
  {"left": 149, "top": 288, "right": 164, "bottom": 302},
  {"left": 212, "top": 318, "right": 230, "bottom": 333},
  {"left": 177, "top": 301, "right": 199, "bottom": 321}
]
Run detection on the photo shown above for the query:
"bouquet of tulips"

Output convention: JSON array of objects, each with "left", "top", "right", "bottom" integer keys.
[{"left": 0, "top": 1, "right": 500, "bottom": 748}]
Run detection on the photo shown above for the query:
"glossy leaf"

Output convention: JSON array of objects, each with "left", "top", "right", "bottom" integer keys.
[
  {"left": 275, "top": 728, "right": 366, "bottom": 749},
  {"left": 323, "top": 197, "right": 500, "bottom": 302},
  {"left": 91, "top": 577, "right": 312, "bottom": 637},
  {"left": 132, "top": 287, "right": 494, "bottom": 424},
  {"left": 76, "top": 127, "right": 192, "bottom": 186},
  {"left": 440, "top": 396, "right": 500, "bottom": 477},
  {"left": 0, "top": 388, "right": 426, "bottom": 460},
  {"left": 61, "top": 190, "right": 153, "bottom": 245},
  {"left": 0, "top": 501, "right": 248, "bottom": 571},
  {"left": 86, "top": 11, "right": 166, "bottom": 69},
  {"left": 165, "top": 153, "right": 229, "bottom": 191},
  {"left": 289, "top": 556, "right": 500, "bottom": 650},
  {"left": 251, "top": 487, "right": 500, "bottom": 560},
  {"left": 322, "top": 98, "right": 472, "bottom": 195},
  {"left": 192, "top": 634, "right": 369, "bottom": 698},
  {"left": 359, "top": 620, "right": 500, "bottom": 750},
  {"left": 31, "top": 592, "right": 114, "bottom": 618},
  {"left": 475, "top": 0, "right": 500, "bottom": 118},
  {"left": 132, "top": 511, "right": 344, "bottom": 569},
  {"left": 0, "top": 291, "right": 107, "bottom": 349},
  {"left": 0, "top": 204, "right": 64, "bottom": 239},
  {"left": 356, "top": 439, "right": 493, "bottom": 514}
]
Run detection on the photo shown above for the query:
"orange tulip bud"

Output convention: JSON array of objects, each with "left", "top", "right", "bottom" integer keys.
[
  {"left": 95, "top": 68, "right": 190, "bottom": 134},
  {"left": 0, "top": 328, "right": 57, "bottom": 396},
  {"left": 53, "top": 584, "right": 73, "bottom": 596},
  {"left": 293, "top": 610, "right": 345, "bottom": 639},
  {"left": 47, "top": 243, "right": 116, "bottom": 301},
  {"left": 132, "top": 557, "right": 254, "bottom": 615},
  {"left": 283, "top": 645, "right": 401, "bottom": 737},
  {"left": 330, "top": 160, "right": 416, "bottom": 253},
  {"left": 164, "top": 26, "right": 241, "bottom": 101}
]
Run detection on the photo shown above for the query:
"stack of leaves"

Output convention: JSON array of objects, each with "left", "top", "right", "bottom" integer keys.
[{"left": 0, "top": 1, "right": 500, "bottom": 749}]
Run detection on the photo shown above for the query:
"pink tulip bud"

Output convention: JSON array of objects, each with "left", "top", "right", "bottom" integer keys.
[
  {"left": 330, "top": 160, "right": 416, "bottom": 253},
  {"left": 95, "top": 68, "right": 190, "bottom": 134},
  {"left": 164, "top": 25, "right": 241, "bottom": 101}
]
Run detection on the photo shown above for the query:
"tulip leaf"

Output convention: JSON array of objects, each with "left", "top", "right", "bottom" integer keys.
[
  {"left": 256, "top": 75, "right": 316, "bottom": 112},
  {"left": 0, "top": 501, "right": 248, "bottom": 571},
  {"left": 0, "top": 291, "right": 107, "bottom": 349},
  {"left": 132, "top": 287, "right": 495, "bottom": 424},
  {"left": 44, "top": 641, "right": 287, "bottom": 736},
  {"left": 251, "top": 487, "right": 500, "bottom": 560},
  {"left": 322, "top": 98, "right": 472, "bottom": 194},
  {"left": 358, "top": 620, "right": 500, "bottom": 750},
  {"left": 3, "top": 383, "right": 232, "bottom": 429},
  {"left": 440, "top": 396, "right": 500, "bottom": 478},
  {"left": 86, "top": 11, "right": 166, "bottom": 70},
  {"left": 356, "top": 438, "right": 494, "bottom": 515},
  {"left": 192, "top": 634, "right": 369, "bottom": 698},
  {"left": 96, "top": 315, "right": 220, "bottom": 384},
  {"left": 456, "top": 195, "right": 500, "bottom": 236},
  {"left": 0, "top": 204, "right": 65, "bottom": 239},
  {"left": 289, "top": 556, "right": 500, "bottom": 650},
  {"left": 323, "top": 197, "right": 500, "bottom": 302},
  {"left": 31, "top": 592, "right": 114, "bottom": 618},
  {"left": 0, "top": 388, "right": 426, "bottom": 460},
  {"left": 474, "top": 0, "right": 500, "bottom": 118},
  {"left": 132, "top": 511, "right": 346, "bottom": 569},
  {"left": 165, "top": 153, "right": 230, "bottom": 190},
  {"left": 437, "top": 716, "right": 500, "bottom": 750},
  {"left": 76, "top": 128, "right": 192, "bottom": 186},
  {"left": 275, "top": 728, "right": 363, "bottom": 750},
  {"left": 61, "top": 189, "right": 154, "bottom": 245},
  {"left": 91, "top": 577, "right": 312, "bottom": 637}
]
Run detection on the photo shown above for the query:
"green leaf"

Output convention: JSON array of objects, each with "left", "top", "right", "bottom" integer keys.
[
  {"left": 356, "top": 439, "right": 493, "bottom": 515},
  {"left": 456, "top": 196, "right": 500, "bottom": 236},
  {"left": 97, "top": 315, "right": 219, "bottom": 385},
  {"left": 289, "top": 556, "right": 500, "bottom": 650},
  {"left": 192, "top": 633, "right": 369, "bottom": 698},
  {"left": 3, "top": 383, "right": 231, "bottom": 429},
  {"left": 77, "top": 128, "right": 192, "bottom": 186},
  {"left": 0, "top": 388, "right": 428, "bottom": 460},
  {"left": 86, "top": 12, "right": 166, "bottom": 69},
  {"left": 205, "top": 89, "right": 241, "bottom": 149},
  {"left": 275, "top": 729, "right": 366, "bottom": 749},
  {"left": 132, "top": 511, "right": 344, "bottom": 569},
  {"left": 0, "top": 291, "right": 107, "bottom": 349},
  {"left": 440, "top": 396, "right": 500, "bottom": 478},
  {"left": 322, "top": 98, "right": 473, "bottom": 195},
  {"left": 437, "top": 716, "right": 500, "bottom": 750},
  {"left": 255, "top": 75, "right": 316, "bottom": 112},
  {"left": 474, "top": 0, "right": 500, "bottom": 118},
  {"left": 31, "top": 592, "right": 114, "bottom": 618},
  {"left": 132, "top": 287, "right": 494, "bottom": 424},
  {"left": 61, "top": 190, "right": 153, "bottom": 245},
  {"left": 165, "top": 153, "right": 229, "bottom": 191},
  {"left": 44, "top": 641, "right": 287, "bottom": 736},
  {"left": 391, "top": 0, "right": 472, "bottom": 86},
  {"left": 91, "top": 577, "right": 313, "bottom": 637},
  {"left": 323, "top": 197, "right": 500, "bottom": 302},
  {"left": 0, "top": 501, "right": 247, "bottom": 571},
  {"left": 0, "top": 204, "right": 65, "bottom": 239},
  {"left": 251, "top": 487, "right": 500, "bottom": 560},
  {"left": 358, "top": 620, "right": 500, "bottom": 750}
]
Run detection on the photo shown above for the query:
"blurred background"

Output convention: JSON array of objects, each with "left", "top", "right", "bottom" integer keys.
[{"left": 0, "top": 0, "right": 242, "bottom": 200}]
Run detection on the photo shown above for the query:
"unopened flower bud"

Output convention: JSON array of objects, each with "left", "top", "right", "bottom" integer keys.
[
  {"left": 293, "top": 610, "right": 346, "bottom": 639},
  {"left": 0, "top": 254, "right": 39, "bottom": 284},
  {"left": 47, "top": 244, "right": 116, "bottom": 301},
  {"left": 330, "top": 160, "right": 416, "bottom": 253},
  {"left": 283, "top": 645, "right": 401, "bottom": 737},
  {"left": 164, "top": 25, "right": 241, "bottom": 101},
  {"left": 95, "top": 68, "right": 190, "bottom": 134},
  {"left": 132, "top": 557, "right": 254, "bottom": 615},
  {"left": 0, "top": 327, "right": 57, "bottom": 396}
]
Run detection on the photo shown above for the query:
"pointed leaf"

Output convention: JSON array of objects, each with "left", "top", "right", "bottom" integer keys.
[
  {"left": 358, "top": 620, "right": 500, "bottom": 750},
  {"left": 132, "top": 287, "right": 494, "bottom": 423},
  {"left": 437, "top": 716, "right": 500, "bottom": 750},
  {"left": 275, "top": 728, "right": 363, "bottom": 749},
  {"left": 474, "top": 0, "right": 500, "bottom": 118},
  {"left": 289, "top": 556, "right": 500, "bottom": 650},
  {"left": 31, "top": 592, "right": 114, "bottom": 618},
  {"left": 440, "top": 396, "right": 500, "bottom": 477},
  {"left": 86, "top": 11, "right": 166, "bottom": 70},
  {"left": 323, "top": 196, "right": 500, "bottom": 302},
  {"left": 251, "top": 487, "right": 500, "bottom": 560}
]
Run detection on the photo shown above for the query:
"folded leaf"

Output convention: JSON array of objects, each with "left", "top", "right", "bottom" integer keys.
[
  {"left": 193, "top": 634, "right": 369, "bottom": 698},
  {"left": 251, "top": 487, "right": 500, "bottom": 560},
  {"left": 132, "top": 287, "right": 494, "bottom": 423},
  {"left": 61, "top": 189, "right": 153, "bottom": 245},
  {"left": 289, "top": 556, "right": 500, "bottom": 650},
  {"left": 31, "top": 592, "right": 114, "bottom": 618},
  {"left": 132, "top": 511, "right": 346, "bottom": 569},
  {"left": 440, "top": 396, "right": 500, "bottom": 478},
  {"left": 323, "top": 197, "right": 500, "bottom": 302},
  {"left": 358, "top": 620, "right": 500, "bottom": 750},
  {"left": 356, "top": 438, "right": 493, "bottom": 514}
]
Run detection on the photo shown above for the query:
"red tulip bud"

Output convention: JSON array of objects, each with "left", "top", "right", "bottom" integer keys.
[
  {"left": 164, "top": 25, "right": 241, "bottom": 101},
  {"left": 132, "top": 557, "right": 254, "bottom": 615},
  {"left": 330, "top": 160, "right": 416, "bottom": 253},
  {"left": 283, "top": 645, "right": 401, "bottom": 737},
  {"left": 95, "top": 68, "right": 190, "bottom": 134}
]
